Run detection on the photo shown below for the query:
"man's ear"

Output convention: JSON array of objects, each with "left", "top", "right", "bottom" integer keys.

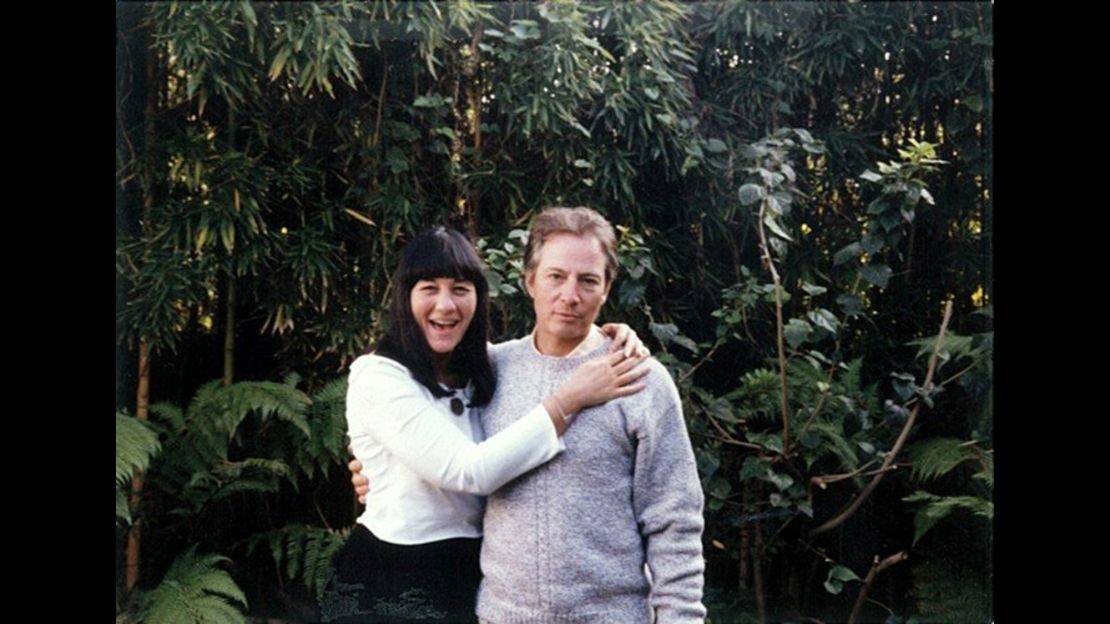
[{"left": 523, "top": 270, "right": 536, "bottom": 298}]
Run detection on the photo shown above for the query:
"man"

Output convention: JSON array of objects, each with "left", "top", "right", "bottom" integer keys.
[{"left": 355, "top": 207, "right": 706, "bottom": 622}]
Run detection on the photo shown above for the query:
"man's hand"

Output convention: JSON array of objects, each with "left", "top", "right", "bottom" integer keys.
[
  {"left": 347, "top": 443, "right": 371, "bottom": 504},
  {"left": 349, "top": 458, "right": 370, "bottom": 504},
  {"left": 600, "top": 323, "right": 651, "bottom": 358}
]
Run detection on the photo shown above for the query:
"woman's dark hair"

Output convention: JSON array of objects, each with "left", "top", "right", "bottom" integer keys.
[{"left": 374, "top": 226, "right": 496, "bottom": 407}]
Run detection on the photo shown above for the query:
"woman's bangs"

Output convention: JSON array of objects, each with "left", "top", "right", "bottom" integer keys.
[{"left": 405, "top": 234, "right": 484, "bottom": 287}]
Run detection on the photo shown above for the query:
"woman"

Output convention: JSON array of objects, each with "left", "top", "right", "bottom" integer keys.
[{"left": 320, "top": 226, "right": 648, "bottom": 623}]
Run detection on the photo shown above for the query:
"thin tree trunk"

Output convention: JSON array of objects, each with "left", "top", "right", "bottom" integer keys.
[
  {"left": 223, "top": 107, "right": 237, "bottom": 387},
  {"left": 126, "top": 339, "right": 151, "bottom": 592},
  {"left": 223, "top": 274, "right": 236, "bottom": 386},
  {"left": 753, "top": 515, "right": 767, "bottom": 624},
  {"left": 738, "top": 481, "right": 751, "bottom": 592},
  {"left": 125, "top": 21, "right": 158, "bottom": 592}
]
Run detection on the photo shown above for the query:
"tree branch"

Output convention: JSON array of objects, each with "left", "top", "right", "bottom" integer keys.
[
  {"left": 756, "top": 196, "right": 792, "bottom": 457},
  {"left": 809, "top": 300, "right": 954, "bottom": 538},
  {"left": 847, "top": 551, "right": 908, "bottom": 624}
]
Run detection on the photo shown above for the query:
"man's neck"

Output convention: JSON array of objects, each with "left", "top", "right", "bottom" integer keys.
[{"left": 531, "top": 325, "right": 602, "bottom": 357}]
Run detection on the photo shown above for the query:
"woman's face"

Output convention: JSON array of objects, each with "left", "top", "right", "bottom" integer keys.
[{"left": 410, "top": 277, "right": 477, "bottom": 355}]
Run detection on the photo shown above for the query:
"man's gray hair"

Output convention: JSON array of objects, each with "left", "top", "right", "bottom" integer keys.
[{"left": 523, "top": 207, "right": 619, "bottom": 284}]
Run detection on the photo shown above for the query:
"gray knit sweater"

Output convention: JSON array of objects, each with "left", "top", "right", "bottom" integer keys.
[{"left": 475, "top": 336, "right": 706, "bottom": 623}]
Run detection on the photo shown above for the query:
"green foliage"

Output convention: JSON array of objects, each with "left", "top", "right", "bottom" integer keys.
[
  {"left": 824, "top": 564, "right": 861, "bottom": 595},
  {"left": 117, "top": 412, "right": 162, "bottom": 487},
  {"left": 117, "top": 412, "right": 162, "bottom": 525},
  {"left": 902, "top": 491, "right": 993, "bottom": 546},
  {"left": 118, "top": 1, "right": 993, "bottom": 619},
  {"left": 902, "top": 437, "right": 993, "bottom": 544},
  {"left": 146, "top": 379, "right": 311, "bottom": 516},
  {"left": 904, "top": 437, "right": 990, "bottom": 483},
  {"left": 909, "top": 558, "right": 992, "bottom": 623},
  {"left": 290, "top": 376, "right": 350, "bottom": 481},
  {"left": 135, "top": 545, "right": 247, "bottom": 624},
  {"left": 246, "top": 524, "right": 345, "bottom": 600}
]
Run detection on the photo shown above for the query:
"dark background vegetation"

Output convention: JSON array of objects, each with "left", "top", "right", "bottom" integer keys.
[{"left": 116, "top": 2, "right": 992, "bottom": 622}]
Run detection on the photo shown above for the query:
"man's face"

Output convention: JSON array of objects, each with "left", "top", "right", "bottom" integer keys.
[{"left": 525, "top": 232, "right": 611, "bottom": 356}]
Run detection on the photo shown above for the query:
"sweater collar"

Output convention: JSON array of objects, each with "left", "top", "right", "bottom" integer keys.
[{"left": 529, "top": 324, "right": 605, "bottom": 358}]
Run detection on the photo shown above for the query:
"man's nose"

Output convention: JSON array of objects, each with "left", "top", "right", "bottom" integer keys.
[{"left": 558, "top": 279, "right": 581, "bottom": 305}]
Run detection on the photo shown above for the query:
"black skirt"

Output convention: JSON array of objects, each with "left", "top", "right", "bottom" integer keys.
[{"left": 319, "top": 525, "right": 482, "bottom": 623}]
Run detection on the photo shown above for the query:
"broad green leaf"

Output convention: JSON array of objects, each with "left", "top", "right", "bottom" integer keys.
[
  {"left": 836, "top": 294, "right": 863, "bottom": 318},
  {"left": 739, "top": 456, "right": 766, "bottom": 482},
  {"left": 830, "top": 564, "right": 861, "bottom": 582},
  {"left": 784, "top": 318, "right": 813, "bottom": 348},
  {"left": 706, "top": 138, "right": 728, "bottom": 153},
  {"left": 763, "top": 214, "right": 794, "bottom": 242},
  {"left": 801, "top": 281, "right": 827, "bottom": 296},
  {"left": 746, "top": 432, "right": 784, "bottom": 454},
  {"left": 860, "top": 235, "right": 884, "bottom": 254},
  {"left": 738, "top": 183, "right": 764, "bottom": 206},
  {"left": 767, "top": 470, "right": 793, "bottom": 491},
  {"left": 695, "top": 448, "right": 720, "bottom": 478},
  {"left": 708, "top": 477, "right": 731, "bottom": 499},
  {"left": 649, "top": 322, "right": 679, "bottom": 345},
  {"left": 833, "top": 242, "right": 862, "bottom": 266},
  {"left": 962, "top": 95, "right": 984, "bottom": 112},
  {"left": 860, "top": 264, "right": 893, "bottom": 288},
  {"left": 807, "top": 308, "right": 839, "bottom": 335}
]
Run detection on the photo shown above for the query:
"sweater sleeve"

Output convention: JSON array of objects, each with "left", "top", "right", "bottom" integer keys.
[
  {"left": 347, "top": 355, "right": 563, "bottom": 496},
  {"left": 630, "top": 363, "right": 707, "bottom": 623}
]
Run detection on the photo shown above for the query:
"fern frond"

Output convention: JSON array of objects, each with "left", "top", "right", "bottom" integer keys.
[
  {"left": 117, "top": 488, "right": 132, "bottom": 525},
  {"left": 807, "top": 420, "right": 859, "bottom": 473},
  {"left": 973, "top": 452, "right": 994, "bottom": 488},
  {"left": 137, "top": 545, "right": 247, "bottom": 624},
  {"left": 903, "top": 490, "right": 994, "bottom": 545},
  {"left": 725, "top": 368, "right": 780, "bottom": 423},
  {"left": 839, "top": 357, "right": 864, "bottom": 394},
  {"left": 224, "top": 381, "right": 312, "bottom": 437},
  {"left": 291, "top": 376, "right": 351, "bottom": 479},
  {"left": 212, "top": 458, "right": 290, "bottom": 499},
  {"left": 246, "top": 524, "right": 345, "bottom": 599},
  {"left": 147, "top": 402, "right": 185, "bottom": 433},
  {"left": 179, "top": 459, "right": 291, "bottom": 510},
  {"left": 904, "top": 437, "right": 986, "bottom": 483},
  {"left": 907, "top": 332, "right": 977, "bottom": 361},
  {"left": 158, "top": 379, "right": 313, "bottom": 486},
  {"left": 116, "top": 412, "right": 161, "bottom": 486},
  {"left": 185, "top": 380, "right": 227, "bottom": 425},
  {"left": 311, "top": 376, "right": 348, "bottom": 405}
]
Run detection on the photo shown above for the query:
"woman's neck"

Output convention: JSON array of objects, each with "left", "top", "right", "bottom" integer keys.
[{"left": 432, "top": 353, "right": 459, "bottom": 387}]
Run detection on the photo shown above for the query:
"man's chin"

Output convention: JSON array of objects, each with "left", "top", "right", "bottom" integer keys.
[{"left": 549, "top": 324, "right": 588, "bottom": 342}]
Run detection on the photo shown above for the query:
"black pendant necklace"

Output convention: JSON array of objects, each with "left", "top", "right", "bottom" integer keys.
[
  {"left": 450, "top": 396, "right": 465, "bottom": 416},
  {"left": 441, "top": 384, "right": 465, "bottom": 416}
]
